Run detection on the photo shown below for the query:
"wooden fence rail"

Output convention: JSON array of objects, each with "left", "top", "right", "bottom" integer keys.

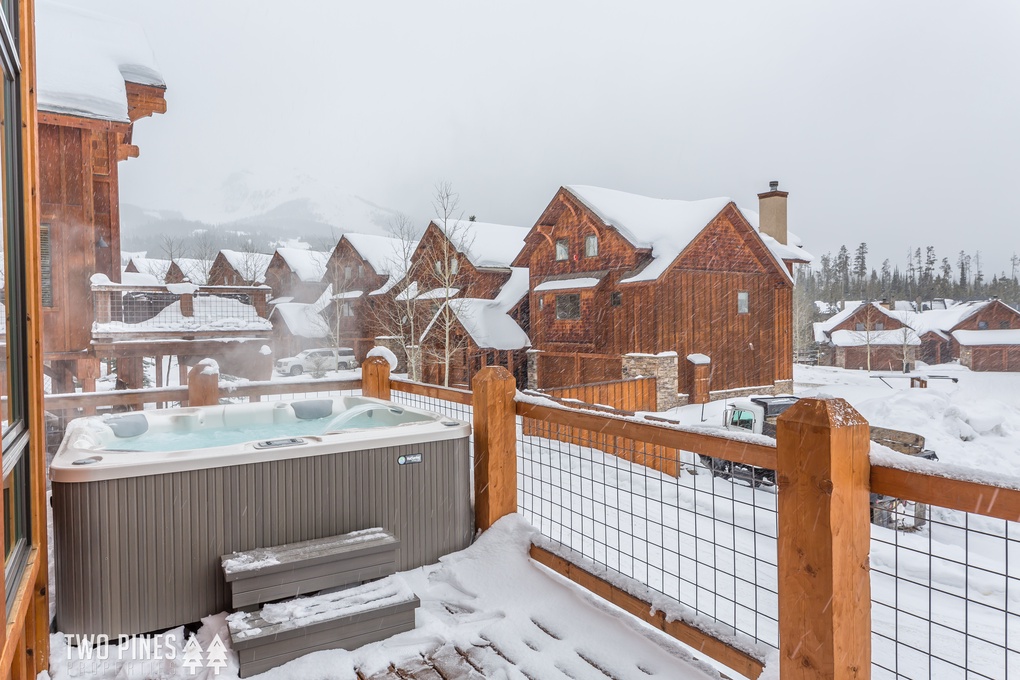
[{"left": 536, "top": 376, "right": 657, "bottom": 412}]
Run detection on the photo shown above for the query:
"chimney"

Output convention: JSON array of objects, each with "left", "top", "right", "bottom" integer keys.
[{"left": 757, "top": 180, "right": 789, "bottom": 245}]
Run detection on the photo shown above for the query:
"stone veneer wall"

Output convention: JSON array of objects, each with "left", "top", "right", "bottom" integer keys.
[
  {"left": 526, "top": 349, "right": 541, "bottom": 390},
  {"left": 622, "top": 352, "right": 679, "bottom": 411}
]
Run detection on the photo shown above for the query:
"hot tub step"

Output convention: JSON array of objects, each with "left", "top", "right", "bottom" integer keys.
[
  {"left": 222, "top": 528, "right": 399, "bottom": 609},
  {"left": 227, "top": 578, "right": 419, "bottom": 678}
]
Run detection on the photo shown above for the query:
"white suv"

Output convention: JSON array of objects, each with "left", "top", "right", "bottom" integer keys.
[{"left": 275, "top": 347, "right": 359, "bottom": 376}]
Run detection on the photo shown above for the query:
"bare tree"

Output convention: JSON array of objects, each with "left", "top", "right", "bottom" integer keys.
[
  {"left": 848, "top": 302, "right": 885, "bottom": 372},
  {"left": 191, "top": 230, "right": 222, "bottom": 284},
  {"left": 373, "top": 214, "right": 425, "bottom": 380},
  {"left": 421, "top": 182, "right": 474, "bottom": 387}
]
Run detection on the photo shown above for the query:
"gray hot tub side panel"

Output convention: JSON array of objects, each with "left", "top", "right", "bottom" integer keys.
[{"left": 53, "top": 437, "right": 472, "bottom": 637}]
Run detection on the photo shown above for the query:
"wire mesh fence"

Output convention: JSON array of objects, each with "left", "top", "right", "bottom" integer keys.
[
  {"left": 516, "top": 415, "right": 780, "bottom": 652},
  {"left": 870, "top": 498, "right": 1020, "bottom": 679},
  {"left": 389, "top": 387, "right": 473, "bottom": 427},
  {"left": 94, "top": 288, "right": 271, "bottom": 334}
]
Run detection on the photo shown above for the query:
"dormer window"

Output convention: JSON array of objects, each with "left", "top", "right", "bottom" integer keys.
[
  {"left": 584, "top": 234, "right": 598, "bottom": 257},
  {"left": 555, "top": 240, "right": 569, "bottom": 261}
]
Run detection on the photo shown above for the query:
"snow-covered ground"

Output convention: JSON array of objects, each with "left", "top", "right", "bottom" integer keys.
[{"left": 44, "top": 517, "right": 721, "bottom": 680}]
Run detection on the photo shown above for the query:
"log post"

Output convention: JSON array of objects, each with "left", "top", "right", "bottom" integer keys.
[
  {"left": 776, "top": 398, "right": 872, "bottom": 679},
  {"left": 180, "top": 293, "right": 194, "bottom": 317},
  {"left": 361, "top": 356, "right": 391, "bottom": 400},
  {"left": 472, "top": 365, "right": 517, "bottom": 532},
  {"left": 187, "top": 359, "right": 220, "bottom": 407}
]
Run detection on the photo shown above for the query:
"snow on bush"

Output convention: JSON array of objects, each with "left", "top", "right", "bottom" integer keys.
[{"left": 367, "top": 346, "right": 398, "bottom": 371}]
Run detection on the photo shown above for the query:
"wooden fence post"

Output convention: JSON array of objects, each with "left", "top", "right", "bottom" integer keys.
[
  {"left": 362, "top": 356, "right": 391, "bottom": 400},
  {"left": 187, "top": 359, "right": 220, "bottom": 407},
  {"left": 472, "top": 365, "right": 517, "bottom": 532},
  {"left": 776, "top": 398, "right": 872, "bottom": 679}
]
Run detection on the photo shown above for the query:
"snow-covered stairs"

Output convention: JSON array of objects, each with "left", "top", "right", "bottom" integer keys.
[
  {"left": 227, "top": 578, "right": 419, "bottom": 678},
  {"left": 221, "top": 528, "right": 400, "bottom": 609}
]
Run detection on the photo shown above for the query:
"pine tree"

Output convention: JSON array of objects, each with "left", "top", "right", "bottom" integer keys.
[{"left": 853, "top": 242, "right": 868, "bottom": 296}]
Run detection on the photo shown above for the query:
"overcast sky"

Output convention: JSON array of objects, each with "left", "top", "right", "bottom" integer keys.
[{"left": 85, "top": 0, "right": 1020, "bottom": 276}]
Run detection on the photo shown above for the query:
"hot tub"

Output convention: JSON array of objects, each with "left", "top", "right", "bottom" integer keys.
[{"left": 51, "top": 396, "right": 472, "bottom": 637}]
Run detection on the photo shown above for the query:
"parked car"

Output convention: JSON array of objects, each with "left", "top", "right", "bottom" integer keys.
[{"left": 275, "top": 347, "right": 358, "bottom": 376}]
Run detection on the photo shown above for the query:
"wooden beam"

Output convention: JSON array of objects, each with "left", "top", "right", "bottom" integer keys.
[
  {"left": 776, "top": 398, "right": 871, "bottom": 680},
  {"left": 125, "top": 82, "right": 168, "bottom": 121},
  {"left": 361, "top": 356, "right": 391, "bottom": 400},
  {"left": 871, "top": 465, "right": 1020, "bottom": 523},
  {"left": 529, "top": 545, "right": 765, "bottom": 679},
  {"left": 516, "top": 400, "right": 776, "bottom": 469},
  {"left": 473, "top": 366, "right": 517, "bottom": 531},
  {"left": 116, "top": 143, "right": 139, "bottom": 161},
  {"left": 390, "top": 378, "right": 473, "bottom": 405},
  {"left": 187, "top": 363, "right": 219, "bottom": 407}
]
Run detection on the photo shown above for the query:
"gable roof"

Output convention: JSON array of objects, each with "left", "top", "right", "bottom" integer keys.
[
  {"left": 829, "top": 328, "right": 921, "bottom": 347},
  {"left": 422, "top": 268, "right": 531, "bottom": 350},
  {"left": 562, "top": 186, "right": 810, "bottom": 284},
  {"left": 340, "top": 233, "right": 414, "bottom": 295},
  {"left": 815, "top": 301, "right": 903, "bottom": 343},
  {"left": 269, "top": 285, "right": 333, "bottom": 338},
  {"left": 219, "top": 250, "right": 274, "bottom": 284},
  {"left": 432, "top": 219, "right": 530, "bottom": 269},
  {"left": 274, "top": 248, "right": 329, "bottom": 282},
  {"left": 37, "top": 1, "right": 164, "bottom": 122},
  {"left": 888, "top": 300, "right": 998, "bottom": 335}
]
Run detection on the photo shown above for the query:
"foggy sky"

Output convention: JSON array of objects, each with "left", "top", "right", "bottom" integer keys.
[{"left": 84, "top": 0, "right": 1020, "bottom": 276}]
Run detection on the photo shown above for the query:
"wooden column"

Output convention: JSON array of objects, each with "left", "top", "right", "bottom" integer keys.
[
  {"left": 361, "top": 356, "right": 391, "bottom": 400},
  {"left": 187, "top": 361, "right": 220, "bottom": 407},
  {"left": 776, "top": 398, "right": 872, "bottom": 679},
  {"left": 472, "top": 365, "right": 517, "bottom": 532}
]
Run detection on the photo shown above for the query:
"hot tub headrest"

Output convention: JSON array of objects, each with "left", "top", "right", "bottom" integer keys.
[
  {"left": 291, "top": 399, "right": 334, "bottom": 420},
  {"left": 106, "top": 413, "right": 149, "bottom": 438}
]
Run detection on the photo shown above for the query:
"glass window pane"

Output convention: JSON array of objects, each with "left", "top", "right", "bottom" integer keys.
[
  {"left": 555, "top": 240, "right": 568, "bottom": 261},
  {"left": 585, "top": 234, "right": 598, "bottom": 257}
]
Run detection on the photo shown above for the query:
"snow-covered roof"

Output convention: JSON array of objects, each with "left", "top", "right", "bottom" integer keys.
[
  {"left": 829, "top": 328, "right": 921, "bottom": 347},
  {"left": 270, "top": 303, "right": 329, "bottom": 339},
  {"left": 340, "top": 233, "right": 413, "bottom": 295},
  {"left": 125, "top": 256, "right": 207, "bottom": 284},
  {"left": 888, "top": 300, "right": 993, "bottom": 335},
  {"left": 564, "top": 186, "right": 808, "bottom": 285},
  {"left": 816, "top": 301, "right": 897, "bottom": 335},
  {"left": 415, "top": 287, "right": 460, "bottom": 301},
  {"left": 953, "top": 329, "right": 1020, "bottom": 346},
  {"left": 423, "top": 268, "right": 531, "bottom": 350},
  {"left": 120, "top": 270, "right": 160, "bottom": 286},
  {"left": 275, "top": 248, "right": 329, "bottom": 282},
  {"left": 220, "top": 250, "right": 273, "bottom": 284},
  {"left": 738, "top": 207, "right": 815, "bottom": 265},
  {"left": 175, "top": 258, "right": 209, "bottom": 285},
  {"left": 534, "top": 276, "right": 603, "bottom": 292},
  {"left": 433, "top": 219, "right": 530, "bottom": 269},
  {"left": 37, "top": 1, "right": 164, "bottom": 122}
]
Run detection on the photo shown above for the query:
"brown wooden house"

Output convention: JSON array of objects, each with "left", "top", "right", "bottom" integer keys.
[
  {"left": 206, "top": 248, "right": 273, "bottom": 287},
  {"left": 37, "top": 5, "right": 167, "bottom": 393},
  {"left": 514, "top": 184, "right": 811, "bottom": 398},
  {"left": 813, "top": 301, "right": 920, "bottom": 371},
  {"left": 403, "top": 219, "right": 532, "bottom": 386},
  {"left": 899, "top": 299, "right": 1020, "bottom": 371},
  {"left": 264, "top": 247, "right": 329, "bottom": 303},
  {"left": 320, "top": 233, "right": 412, "bottom": 359}
]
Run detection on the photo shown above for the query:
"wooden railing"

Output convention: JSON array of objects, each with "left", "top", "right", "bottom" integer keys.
[{"left": 40, "top": 358, "right": 1020, "bottom": 679}]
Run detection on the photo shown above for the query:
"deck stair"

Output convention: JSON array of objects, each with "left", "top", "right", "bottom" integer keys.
[
  {"left": 227, "top": 578, "right": 419, "bottom": 678},
  {"left": 221, "top": 528, "right": 400, "bottom": 609}
]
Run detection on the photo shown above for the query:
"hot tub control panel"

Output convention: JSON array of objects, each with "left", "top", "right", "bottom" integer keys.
[{"left": 254, "top": 437, "right": 307, "bottom": 450}]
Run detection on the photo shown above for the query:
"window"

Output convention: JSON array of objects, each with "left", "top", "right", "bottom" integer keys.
[
  {"left": 0, "top": 0, "right": 32, "bottom": 613},
  {"left": 978, "top": 320, "right": 989, "bottom": 330},
  {"left": 40, "top": 224, "right": 51, "bottom": 307},
  {"left": 434, "top": 260, "right": 442, "bottom": 276},
  {"left": 855, "top": 323, "right": 866, "bottom": 331},
  {"left": 1000, "top": 321, "right": 1011, "bottom": 329},
  {"left": 729, "top": 409, "right": 756, "bottom": 431},
  {"left": 584, "top": 234, "right": 598, "bottom": 257},
  {"left": 450, "top": 257, "right": 459, "bottom": 275},
  {"left": 555, "top": 239, "right": 568, "bottom": 261},
  {"left": 340, "top": 302, "right": 355, "bottom": 317},
  {"left": 875, "top": 322, "right": 884, "bottom": 331},
  {"left": 737, "top": 291, "right": 749, "bottom": 314},
  {"left": 538, "top": 297, "right": 544, "bottom": 311},
  {"left": 610, "top": 291, "right": 622, "bottom": 307},
  {"left": 555, "top": 294, "right": 581, "bottom": 320}
]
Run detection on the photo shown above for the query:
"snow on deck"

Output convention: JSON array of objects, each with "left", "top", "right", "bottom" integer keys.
[
  {"left": 94, "top": 296, "right": 272, "bottom": 334},
  {"left": 37, "top": 0, "right": 164, "bottom": 122},
  {"left": 47, "top": 517, "right": 720, "bottom": 680}
]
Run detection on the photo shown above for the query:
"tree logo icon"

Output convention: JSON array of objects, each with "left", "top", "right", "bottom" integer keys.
[
  {"left": 181, "top": 635, "right": 204, "bottom": 675},
  {"left": 206, "top": 634, "right": 229, "bottom": 675}
]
